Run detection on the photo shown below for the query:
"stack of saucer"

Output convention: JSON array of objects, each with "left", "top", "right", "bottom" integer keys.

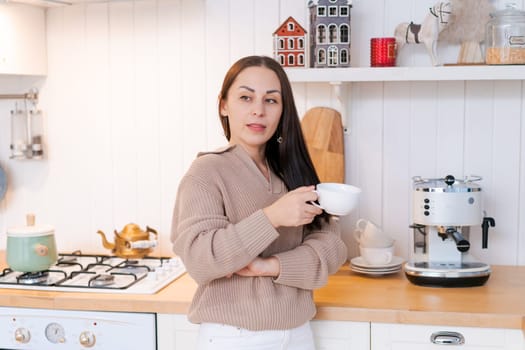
[{"left": 350, "top": 256, "right": 404, "bottom": 275}]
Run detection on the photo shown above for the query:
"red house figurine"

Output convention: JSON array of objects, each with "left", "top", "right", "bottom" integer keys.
[{"left": 273, "top": 16, "right": 308, "bottom": 67}]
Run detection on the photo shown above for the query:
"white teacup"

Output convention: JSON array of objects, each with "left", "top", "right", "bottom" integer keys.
[
  {"left": 359, "top": 245, "right": 394, "bottom": 265},
  {"left": 312, "top": 183, "right": 362, "bottom": 216},
  {"left": 354, "top": 218, "right": 395, "bottom": 248}
]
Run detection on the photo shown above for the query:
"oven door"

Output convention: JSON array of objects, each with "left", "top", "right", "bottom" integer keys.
[{"left": 0, "top": 307, "right": 156, "bottom": 349}]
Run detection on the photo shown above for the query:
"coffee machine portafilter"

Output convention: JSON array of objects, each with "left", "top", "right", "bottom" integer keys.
[{"left": 404, "top": 175, "right": 496, "bottom": 287}]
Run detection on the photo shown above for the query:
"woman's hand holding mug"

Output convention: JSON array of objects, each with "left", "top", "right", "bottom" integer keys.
[{"left": 263, "top": 186, "right": 322, "bottom": 228}]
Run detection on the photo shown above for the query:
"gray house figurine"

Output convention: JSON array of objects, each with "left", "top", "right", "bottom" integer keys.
[{"left": 308, "top": 0, "right": 352, "bottom": 68}]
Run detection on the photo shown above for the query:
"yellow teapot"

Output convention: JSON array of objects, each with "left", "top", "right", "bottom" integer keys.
[{"left": 97, "top": 223, "right": 158, "bottom": 259}]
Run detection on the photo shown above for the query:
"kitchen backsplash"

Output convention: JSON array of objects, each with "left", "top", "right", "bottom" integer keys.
[{"left": 0, "top": 0, "right": 524, "bottom": 265}]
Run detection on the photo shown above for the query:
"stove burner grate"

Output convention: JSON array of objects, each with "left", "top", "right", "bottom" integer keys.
[
  {"left": 115, "top": 260, "right": 153, "bottom": 272},
  {"left": 0, "top": 251, "right": 186, "bottom": 293},
  {"left": 90, "top": 274, "right": 115, "bottom": 287},
  {"left": 67, "top": 269, "right": 147, "bottom": 290},
  {"left": 17, "top": 271, "right": 50, "bottom": 285},
  {"left": 16, "top": 270, "right": 69, "bottom": 286}
]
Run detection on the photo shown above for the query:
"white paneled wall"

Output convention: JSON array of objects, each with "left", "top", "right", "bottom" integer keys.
[{"left": 0, "top": 0, "right": 524, "bottom": 265}]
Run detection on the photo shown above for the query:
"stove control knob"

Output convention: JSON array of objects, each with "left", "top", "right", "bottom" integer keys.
[
  {"left": 14, "top": 327, "right": 31, "bottom": 343},
  {"left": 79, "top": 331, "right": 96, "bottom": 348}
]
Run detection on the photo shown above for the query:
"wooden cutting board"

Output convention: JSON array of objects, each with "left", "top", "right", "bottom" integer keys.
[{"left": 301, "top": 107, "right": 345, "bottom": 183}]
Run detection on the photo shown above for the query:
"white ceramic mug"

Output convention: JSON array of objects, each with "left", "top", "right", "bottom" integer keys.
[
  {"left": 354, "top": 218, "right": 395, "bottom": 248},
  {"left": 311, "top": 183, "right": 361, "bottom": 216},
  {"left": 359, "top": 245, "right": 394, "bottom": 265}
]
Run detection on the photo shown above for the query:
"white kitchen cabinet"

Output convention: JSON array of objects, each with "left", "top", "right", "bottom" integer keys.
[
  {"left": 157, "top": 314, "right": 370, "bottom": 350},
  {"left": 0, "top": 3, "right": 47, "bottom": 76},
  {"left": 157, "top": 315, "right": 525, "bottom": 350},
  {"left": 311, "top": 320, "right": 370, "bottom": 350},
  {"left": 370, "top": 323, "right": 525, "bottom": 350},
  {"left": 157, "top": 313, "right": 199, "bottom": 350}
]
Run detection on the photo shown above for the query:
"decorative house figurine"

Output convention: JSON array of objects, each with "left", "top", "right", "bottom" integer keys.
[
  {"left": 273, "top": 16, "right": 308, "bottom": 67},
  {"left": 308, "top": 0, "right": 352, "bottom": 68}
]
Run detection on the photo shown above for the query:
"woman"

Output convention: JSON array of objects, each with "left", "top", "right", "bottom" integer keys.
[{"left": 171, "top": 55, "right": 347, "bottom": 350}]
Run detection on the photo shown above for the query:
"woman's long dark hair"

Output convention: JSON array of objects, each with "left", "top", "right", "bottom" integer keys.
[{"left": 218, "top": 55, "right": 329, "bottom": 228}]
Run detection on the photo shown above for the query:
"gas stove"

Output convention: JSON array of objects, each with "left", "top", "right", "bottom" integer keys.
[
  {"left": 0, "top": 252, "right": 186, "bottom": 349},
  {"left": 0, "top": 307, "right": 157, "bottom": 349},
  {"left": 0, "top": 251, "right": 186, "bottom": 294}
]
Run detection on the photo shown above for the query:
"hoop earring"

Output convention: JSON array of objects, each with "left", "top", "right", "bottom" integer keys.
[{"left": 277, "top": 136, "right": 283, "bottom": 144}]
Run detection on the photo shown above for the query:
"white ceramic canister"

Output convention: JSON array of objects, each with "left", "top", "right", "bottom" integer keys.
[{"left": 6, "top": 214, "right": 58, "bottom": 272}]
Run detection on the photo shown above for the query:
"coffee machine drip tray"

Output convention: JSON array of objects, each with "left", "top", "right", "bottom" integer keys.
[{"left": 404, "top": 261, "right": 491, "bottom": 287}]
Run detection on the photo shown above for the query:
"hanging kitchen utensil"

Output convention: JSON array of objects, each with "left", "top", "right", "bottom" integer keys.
[
  {"left": 10, "top": 104, "right": 29, "bottom": 159},
  {"left": 0, "top": 163, "right": 6, "bottom": 201},
  {"left": 97, "top": 223, "right": 158, "bottom": 259},
  {"left": 301, "top": 107, "right": 345, "bottom": 183},
  {"left": 9, "top": 95, "right": 44, "bottom": 160}
]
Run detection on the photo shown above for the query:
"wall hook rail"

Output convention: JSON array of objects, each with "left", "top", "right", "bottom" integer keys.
[
  {"left": 1, "top": 88, "right": 43, "bottom": 160},
  {"left": 0, "top": 88, "right": 39, "bottom": 104}
]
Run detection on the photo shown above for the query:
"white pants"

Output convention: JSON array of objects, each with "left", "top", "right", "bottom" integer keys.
[{"left": 196, "top": 322, "right": 316, "bottom": 350}]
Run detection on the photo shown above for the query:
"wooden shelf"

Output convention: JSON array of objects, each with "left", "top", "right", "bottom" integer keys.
[{"left": 285, "top": 65, "right": 525, "bottom": 83}]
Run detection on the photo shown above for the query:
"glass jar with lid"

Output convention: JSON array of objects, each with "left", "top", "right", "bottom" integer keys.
[{"left": 486, "top": 4, "right": 525, "bottom": 64}]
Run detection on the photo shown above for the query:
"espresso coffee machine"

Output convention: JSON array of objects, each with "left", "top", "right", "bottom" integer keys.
[{"left": 404, "top": 175, "right": 495, "bottom": 287}]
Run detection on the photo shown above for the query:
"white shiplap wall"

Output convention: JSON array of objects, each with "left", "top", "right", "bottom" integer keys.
[{"left": 0, "top": 0, "right": 523, "bottom": 265}]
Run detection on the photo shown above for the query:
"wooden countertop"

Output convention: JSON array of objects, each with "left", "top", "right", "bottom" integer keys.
[{"left": 1, "top": 252, "right": 524, "bottom": 331}]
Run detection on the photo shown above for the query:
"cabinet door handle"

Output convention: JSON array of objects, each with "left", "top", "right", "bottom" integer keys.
[{"left": 430, "top": 331, "right": 465, "bottom": 345}]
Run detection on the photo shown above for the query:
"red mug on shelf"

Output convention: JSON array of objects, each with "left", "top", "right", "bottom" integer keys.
[{"left": 370, "top": 37, "right": 397, "bottom": 67}]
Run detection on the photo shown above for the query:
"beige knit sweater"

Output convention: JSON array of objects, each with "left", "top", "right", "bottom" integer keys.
[{"left": 171, "top": 144, "right": 348, "bottom": 331}]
